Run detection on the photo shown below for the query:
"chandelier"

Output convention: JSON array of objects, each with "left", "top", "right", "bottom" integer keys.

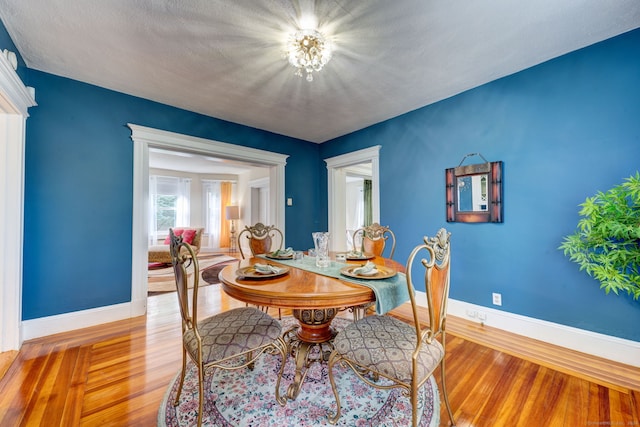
[{"left": 286, "top": 29, "right": 332, "bottom": 82}]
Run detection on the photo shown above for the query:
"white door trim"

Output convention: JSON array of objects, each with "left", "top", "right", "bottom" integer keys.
[
  {"left": 325, "top": 146, "right": 381, "bottom": 251},
  {"left": 129, "top": 124, "right": 288, "bottom": 311},
  {"left": 0, "top": 51, "right": 36, "bottom": 351}
]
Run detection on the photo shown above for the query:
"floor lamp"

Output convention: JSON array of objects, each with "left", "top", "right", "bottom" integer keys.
[{"left": 225, "top": 205, "right": 240, "bottom": 253}]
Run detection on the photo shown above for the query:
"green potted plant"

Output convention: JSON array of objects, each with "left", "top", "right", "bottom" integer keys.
[{"left": 559, "top": 172, "right": 640, "bottom": 300}]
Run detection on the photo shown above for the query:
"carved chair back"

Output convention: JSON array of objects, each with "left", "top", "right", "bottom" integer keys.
[
  {"left": 238, "top": 223, "right": 284, "bottom": 259},
  {"left": 352, "top": 222, "right": 396, "bottom": 259}
]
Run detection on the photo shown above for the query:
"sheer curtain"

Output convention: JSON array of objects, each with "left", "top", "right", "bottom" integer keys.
[
  {"left": 176, "top": 178, "right": 191, "bottom": 226},
  {"left": 202, "top": 180, "right": 222, "bottom": 248},
  {"left": 149, "top": 175, "right": 191, "bottom": 246},
  {"left": 220, "top": 182, "right": 232, "bottom": 248}
]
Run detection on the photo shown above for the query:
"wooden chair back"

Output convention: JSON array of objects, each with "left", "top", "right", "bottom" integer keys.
[
  {"left": 406, "top": 228, "right": 451, "bottom": 341},
  {"left": 238, "top": 223, "right": 283, "bottom": 259},
  {"left": 352, "top": 223, "right": 396, "bottom": 259}
]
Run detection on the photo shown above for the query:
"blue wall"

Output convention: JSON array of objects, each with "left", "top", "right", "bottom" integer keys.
[
  {"left": 5, "top": 14, "right": 639, "bottom": 342},
  {"left": 321, "top": 29, "right": 640, "bottom": 341},
  {"left": 20, "top": 71, "right": 322, "bottom": 320}
]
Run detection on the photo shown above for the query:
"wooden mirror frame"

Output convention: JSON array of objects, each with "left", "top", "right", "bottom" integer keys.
[{"left": 446, "top": 160, "right": 503, "bottom": 223}]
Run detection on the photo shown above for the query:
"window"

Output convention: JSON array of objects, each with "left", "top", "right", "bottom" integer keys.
[
  {"left": 156, "top": 193, "right": 178, "bottom": 231},
  {"left": 149, "top": 175, "right": 191, "bottom": 244}
]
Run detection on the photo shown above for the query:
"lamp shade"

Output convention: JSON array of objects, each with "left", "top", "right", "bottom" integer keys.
[{"left": 225, "top": 205, "right": 240, "bottom": 220}]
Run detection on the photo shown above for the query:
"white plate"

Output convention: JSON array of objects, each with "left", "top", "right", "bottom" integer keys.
[{"left": 236, "top": 265, "right": 290, "bottom": 279}]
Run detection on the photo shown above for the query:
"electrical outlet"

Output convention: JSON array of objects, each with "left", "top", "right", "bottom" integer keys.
[
  {"left": 492, "top": 292, "right": 502, "bottom": 306},
  {"left": 477, "top": 312, "right": 487, "bottom": 321},
  {"left": 465, "top": 309, "right": 477, "bottom": 318}
]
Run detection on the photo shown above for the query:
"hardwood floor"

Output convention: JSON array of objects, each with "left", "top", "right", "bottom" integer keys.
[{"left": 0, "top": 285, "right": 638, "bottom": 426}]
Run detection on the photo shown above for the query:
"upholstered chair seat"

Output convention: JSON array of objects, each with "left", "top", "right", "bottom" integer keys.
[
  {"left": 333, "top": 315, "right": 444, "bottom": 383},
  {"left": 183, "top": 307, "right": 283, "bottom": 363}
]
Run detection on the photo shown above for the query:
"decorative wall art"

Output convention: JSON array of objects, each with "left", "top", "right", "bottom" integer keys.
[{"left": 446, "top": 153, "right": 503, "bottom": 223}]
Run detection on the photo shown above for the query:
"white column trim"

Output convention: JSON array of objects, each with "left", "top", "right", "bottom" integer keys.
[
  {"left": 327, "top": 167, "right": 347, "bottom": 250},
  {"left": 0, "top": 50, "right": 36, "bottom": 351},
  {"left": 249, "top": 177, "right": 269, "bottom": 188},
  {"left": 130, "top": 134, "right": 150, "bottom": 312}
]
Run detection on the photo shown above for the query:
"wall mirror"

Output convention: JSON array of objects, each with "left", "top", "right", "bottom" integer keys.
[{"left": 446, "top": 153, "right": 503, "bottom": 223}]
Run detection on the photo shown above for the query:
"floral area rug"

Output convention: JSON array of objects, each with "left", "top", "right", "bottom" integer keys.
[
  {"left": 158, "top": 317, "right": 440, "bottom": 426},
  {"left": 148, "top": 254, "right": 237, "bottom": 294}
]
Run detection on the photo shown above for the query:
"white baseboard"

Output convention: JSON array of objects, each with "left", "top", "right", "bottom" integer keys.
[
  {"left": 21, "top": 298, "right": 147, "bottom": 341},
  {"left": 423, "top": 296, "right": 640, "bottom": 368}
]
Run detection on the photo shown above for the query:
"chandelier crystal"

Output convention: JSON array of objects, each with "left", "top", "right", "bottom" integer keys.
[{"left": 286, "top": 29, "right": 332, "bottom": 82}]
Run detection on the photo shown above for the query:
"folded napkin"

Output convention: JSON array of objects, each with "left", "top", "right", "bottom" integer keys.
[
  {"left": 254, "top": 263, "right": 285, "bottom": 274},
  {"left": 352, "top": 261, "right": 378, "bottom": 276},
  {"left": 347, "top": 250, "right": 364, "bottom": 257},
  {"left": 271, "top": 247, "right": 294, "bottom": 257}
]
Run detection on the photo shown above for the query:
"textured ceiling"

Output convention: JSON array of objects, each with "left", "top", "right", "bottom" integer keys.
[{"left": 1, "top": 0, "right": 639, "bottom": 143}]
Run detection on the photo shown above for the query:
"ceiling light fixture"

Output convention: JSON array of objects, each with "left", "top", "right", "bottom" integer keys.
[{"left": 286, "top": 29, "right": 332, "bottom": 82}]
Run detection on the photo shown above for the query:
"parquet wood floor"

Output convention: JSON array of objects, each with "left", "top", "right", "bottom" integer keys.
[{"left": 0, "top": 285, "right": 638, "bottom": 426}]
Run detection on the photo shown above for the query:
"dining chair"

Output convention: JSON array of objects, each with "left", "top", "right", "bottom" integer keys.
[
  {"left": 352, "top": 222, "right": 396, "bottom": 259},
  {"left": 238, "top": 222, "right": 284, "bottom": 259},
  {"left": 169, "top": 229, "right": 287, "bottom": 426},
  {"left": 327, "top": 228, "right": 456, "bottom": 427},
  {"left": 237, "top": 223, "right": 285, "bottom": 319},
  {"left": 350, "top": 223, "right": 396, "bottom": 319}
]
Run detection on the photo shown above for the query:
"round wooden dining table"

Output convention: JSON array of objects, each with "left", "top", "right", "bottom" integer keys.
[{"left": 218, "top": 254, "right": 404, "bottom": 400}]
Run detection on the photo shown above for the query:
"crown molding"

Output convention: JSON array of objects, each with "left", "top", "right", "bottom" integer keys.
[{"left": 0, "top": 50, "right": 36, "bottom": 116}]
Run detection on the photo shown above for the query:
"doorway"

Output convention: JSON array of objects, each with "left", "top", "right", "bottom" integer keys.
[
  {"left": 325, "top": 146, "right": 381, "bottom": 252},
  {"left": 130, "top": 124, "right": 288, "bottom": 315}
]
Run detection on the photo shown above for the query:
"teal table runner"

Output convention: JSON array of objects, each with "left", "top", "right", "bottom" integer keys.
[{"left": 256, "top": 255, "right": 410, "bottom": 314}]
